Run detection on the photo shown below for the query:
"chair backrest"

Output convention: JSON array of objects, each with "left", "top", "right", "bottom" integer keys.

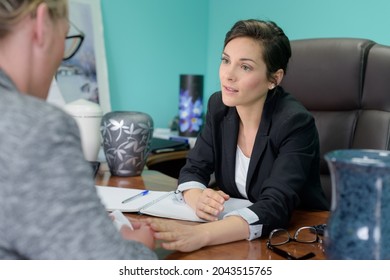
[{"left": 281, "top": 38, "right": 390, "bottom": 203}]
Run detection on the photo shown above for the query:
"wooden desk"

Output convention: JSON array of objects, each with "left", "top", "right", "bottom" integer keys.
[{"left": 96, "top": 164, "right": 329, "bottom": 260}]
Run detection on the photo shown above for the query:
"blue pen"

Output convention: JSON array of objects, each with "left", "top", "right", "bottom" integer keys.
[{"left": 121, "top": 190, "right": 149, "bottom": 204}]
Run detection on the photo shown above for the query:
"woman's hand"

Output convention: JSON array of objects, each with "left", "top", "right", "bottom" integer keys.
[
  {"left": 184, "top": 188, "right": 230, "bottom": 221},
  {"left": 119, "top": 218, "right": 155, "bottom": 250},
  {"left": 109, "top": 211, "right": 155, "bottom": 249},
  {"left": 147, "top": 216, "right": 250, "bottom": 252},
  {"left": 147, "top": 218, "right": 209, "bottom": 252}
]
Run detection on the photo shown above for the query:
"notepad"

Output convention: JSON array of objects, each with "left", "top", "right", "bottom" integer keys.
[{"left": 95, "top": 185, "right": 253, "bottom": 222}]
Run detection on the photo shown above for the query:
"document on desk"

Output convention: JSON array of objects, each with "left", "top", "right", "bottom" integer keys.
[{"left": 95, "top": 185, "right": 253, "bottom": 222}]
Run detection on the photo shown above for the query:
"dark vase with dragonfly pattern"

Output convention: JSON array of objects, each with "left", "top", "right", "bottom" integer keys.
[{"left": 100, "top": 111, "right": 154, "bottom": 176}]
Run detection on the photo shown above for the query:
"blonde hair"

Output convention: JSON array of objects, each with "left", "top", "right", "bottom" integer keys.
[{"left": 0, "top": 0, "right": 68, "bottom": 38}]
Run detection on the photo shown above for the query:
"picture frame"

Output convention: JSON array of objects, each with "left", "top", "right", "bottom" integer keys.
[{"left": 54, "top": 0, "right": 111, "bottom": 113}]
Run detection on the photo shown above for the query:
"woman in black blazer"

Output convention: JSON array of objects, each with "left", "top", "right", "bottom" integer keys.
[{"left": 149, "top": 19, "right": 329, "bottom": 252}]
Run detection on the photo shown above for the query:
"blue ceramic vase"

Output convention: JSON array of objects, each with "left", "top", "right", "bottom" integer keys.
[
  {"left": 100, "top": 111, "right": 153, "bottom": 176},
  {"left": 324, "top": 149, "right": 390, "bottom": 259}
]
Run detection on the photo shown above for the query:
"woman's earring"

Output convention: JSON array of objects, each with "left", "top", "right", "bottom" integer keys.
[{"left": 270, "top": 84, "right": 276, "bottom": 90}]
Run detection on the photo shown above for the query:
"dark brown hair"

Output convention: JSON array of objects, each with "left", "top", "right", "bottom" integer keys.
[{"left": 224, "top": 19, "right": 291, "bottom": 84}]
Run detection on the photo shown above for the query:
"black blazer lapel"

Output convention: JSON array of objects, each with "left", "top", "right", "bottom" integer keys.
[
  {"left": 246, "top": 93, "right": 278, "bottom": 191},
  {"left": 222, "top": 107, "right": 240, "bottom": 192}
]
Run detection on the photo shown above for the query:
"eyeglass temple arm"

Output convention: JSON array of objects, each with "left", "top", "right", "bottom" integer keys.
[
  {"left": 297, "top": 252, "right": 316, "bottom": 260},
  {"left": 267, "top": 243, "right": 316, "bottom": 260}
]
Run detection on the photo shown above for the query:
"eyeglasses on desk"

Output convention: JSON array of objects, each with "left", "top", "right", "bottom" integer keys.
[{"left": 266, "top": 226, "right": 322, "bottom": 260}]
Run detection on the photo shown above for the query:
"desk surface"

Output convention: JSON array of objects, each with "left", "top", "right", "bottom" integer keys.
[{"left": 96, "top": 165, "right": 328, "bottom": 260}]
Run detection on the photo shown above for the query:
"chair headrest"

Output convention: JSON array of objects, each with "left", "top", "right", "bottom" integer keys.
[
  {"left": 281, "top": 38, "right": 375, "bottom": 111},
  {"left": 362, "top": 44, "right": 390, "bottom": 112}
]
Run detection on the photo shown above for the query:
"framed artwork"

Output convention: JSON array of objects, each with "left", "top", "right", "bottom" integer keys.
[{"left": 54, "top": 0, "right": 111, "bottom": 113}]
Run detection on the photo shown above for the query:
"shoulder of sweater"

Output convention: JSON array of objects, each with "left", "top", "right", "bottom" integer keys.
[{"left": 1, "top": 91, "right": 74, "bottom": 125}]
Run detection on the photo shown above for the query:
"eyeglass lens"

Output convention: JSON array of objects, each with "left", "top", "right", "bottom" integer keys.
[
  {"left": 294, "top": 227, "right": 318, "bottom": 243},
  {"left": 63, "top": 21, "right": 84, "bottom": 61},
  {"left": 64, "top": 36, "right": 83, "bottom": 60}
]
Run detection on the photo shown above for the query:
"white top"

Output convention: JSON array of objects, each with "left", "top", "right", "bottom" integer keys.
[{"left": 235, "top": 145, "right": 250, "bottom": 199}]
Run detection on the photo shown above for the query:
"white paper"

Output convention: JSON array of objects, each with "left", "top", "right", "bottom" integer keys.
[
  {"left": 109, "top": 210, "right": 133, "bottom": 231},
  {"left": 96, "top": 185, "right": 253, "bottom": 223}
]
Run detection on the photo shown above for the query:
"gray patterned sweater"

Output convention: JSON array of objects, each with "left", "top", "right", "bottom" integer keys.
[{"left": 0, "top": 70, "right": 156, "bottom": 259}]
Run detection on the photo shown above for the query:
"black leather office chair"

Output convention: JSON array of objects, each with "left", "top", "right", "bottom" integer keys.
[{"left": 281, "top": 38, "right": 390, "bottom": 204}]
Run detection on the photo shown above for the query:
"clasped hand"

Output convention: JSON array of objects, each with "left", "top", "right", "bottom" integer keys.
[{"left": 187, "top": 188, "right": 230, "bottom": 221}]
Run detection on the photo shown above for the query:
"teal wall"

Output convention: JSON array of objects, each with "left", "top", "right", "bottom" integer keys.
[
  {"left": 101, "top": 0, "right": 390, "bottom": 128},
  {"left": 100, "top": 0, "right": 209, "bottom": 128}
]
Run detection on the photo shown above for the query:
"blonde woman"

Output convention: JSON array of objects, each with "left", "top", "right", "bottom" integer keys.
[{"left": 0, "top": 0, "right": 155, "bottom": 259}]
